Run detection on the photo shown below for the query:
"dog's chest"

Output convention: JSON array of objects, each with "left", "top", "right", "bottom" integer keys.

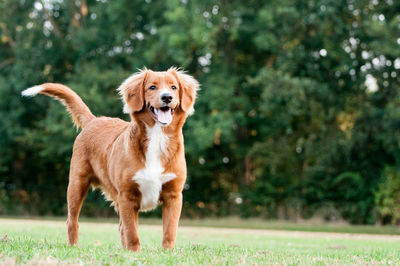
[{"left": 132, "top": 125, "right": 176, "bottom": 211}]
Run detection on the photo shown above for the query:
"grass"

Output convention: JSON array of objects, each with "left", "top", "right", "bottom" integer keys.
[
  {"left": 1, "top": 218, "right": 400, "bottom": 265},
  {"left": 4, "top": 215, "right": 400, "bottom": 235}
]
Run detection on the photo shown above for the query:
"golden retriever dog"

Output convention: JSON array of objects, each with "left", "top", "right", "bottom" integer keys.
[{"left": 22, "top": 68, "right": 199, "bottom": 252}]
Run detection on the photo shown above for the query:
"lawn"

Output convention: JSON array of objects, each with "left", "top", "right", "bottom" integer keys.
[{"left": 1, "top": 218, "right": 399, "bottom": 265}]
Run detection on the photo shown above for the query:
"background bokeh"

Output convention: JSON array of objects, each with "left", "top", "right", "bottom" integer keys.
[{"left": 0, "top": 0, "right": 399, "bottom": 224}]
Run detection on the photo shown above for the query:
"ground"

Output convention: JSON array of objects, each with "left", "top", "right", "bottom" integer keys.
[{"left": 0, "top": 218, "right": 399, "bottom": 265}]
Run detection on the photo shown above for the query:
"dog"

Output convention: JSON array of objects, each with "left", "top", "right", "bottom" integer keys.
[{"left": 22, "top": 67, "right": 199, "bottom": 252}]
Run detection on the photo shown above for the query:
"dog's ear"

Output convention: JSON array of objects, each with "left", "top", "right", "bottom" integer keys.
[
  {"left": 168, "top": 67, "right": 199, "bottom": 115},
  {"left": 117, "top": 69, "right": 149, "bottom": 113}
]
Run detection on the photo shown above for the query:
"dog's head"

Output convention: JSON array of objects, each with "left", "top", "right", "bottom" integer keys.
[{"left": 117, "top": 67, "right": 199, "bottom": 126}]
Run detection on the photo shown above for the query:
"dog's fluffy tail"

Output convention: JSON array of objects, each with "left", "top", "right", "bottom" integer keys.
[{"left": 22, "top": 83, "right": 95, "bottom": 128}]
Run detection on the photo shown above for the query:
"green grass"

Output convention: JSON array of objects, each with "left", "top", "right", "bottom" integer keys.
[{"left": 1, "top": 218, "right": 400, "bottom": 265}]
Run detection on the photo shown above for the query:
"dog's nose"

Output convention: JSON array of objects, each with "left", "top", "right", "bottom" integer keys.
[{"left": 161, "top": 93, "right": 173, "bottom": 104}]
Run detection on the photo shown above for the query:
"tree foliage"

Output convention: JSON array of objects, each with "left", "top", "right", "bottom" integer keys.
[{"left": 0, "top": 0, "right": 399, "bottom": 224}]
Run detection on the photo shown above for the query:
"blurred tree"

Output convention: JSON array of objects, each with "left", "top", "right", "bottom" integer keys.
[
  {"left": 0, "top": 0, "right": 399, "bottom": 223},
  {"left": 375, "top": 167, "right": 400, "bottom": 225}
]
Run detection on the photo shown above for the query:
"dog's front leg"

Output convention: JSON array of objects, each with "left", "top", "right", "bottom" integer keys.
[
  {"left": 119, "top": 218, "right": 126, "bottom": 248},
  {"left": 118, "top": 191, "right": 141, "bottom": 252},
  {"left": 161, "top": 190, "right": 183, "bottom": 249}
]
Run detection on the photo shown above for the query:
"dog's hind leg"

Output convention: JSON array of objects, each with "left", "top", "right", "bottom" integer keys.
[{"left": 66, "top": 154, "right": 92, "bottom": 246}]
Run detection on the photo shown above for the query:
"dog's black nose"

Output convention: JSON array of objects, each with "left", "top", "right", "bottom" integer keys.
[{"left": 161, "top": 93, "right": 173, "bottom": 104}]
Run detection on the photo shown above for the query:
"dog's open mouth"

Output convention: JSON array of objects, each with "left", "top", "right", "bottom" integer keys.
[{"left": 150, "top": 106, "right": 174, "bottom": 125}]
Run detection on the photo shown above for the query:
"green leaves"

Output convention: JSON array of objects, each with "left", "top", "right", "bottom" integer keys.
[{"left": 1, "top": 0, "right": 399, "bottom": 223}]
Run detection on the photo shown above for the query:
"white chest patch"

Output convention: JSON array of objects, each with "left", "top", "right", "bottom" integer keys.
[{"left": 132, "top": 124, "right": 176, "bottom": 211}]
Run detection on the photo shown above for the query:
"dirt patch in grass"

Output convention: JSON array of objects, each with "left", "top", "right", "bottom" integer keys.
[
  {"left": 176, "top": 226, "right": 400, "bottom": 241},
  {"left": 3, "top": 218, "right": 399, "bottom": 241}
]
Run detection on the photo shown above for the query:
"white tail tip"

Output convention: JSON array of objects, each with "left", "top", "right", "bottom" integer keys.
[{"left": 21, "top": 86, "right": 45, "bottom": 97}]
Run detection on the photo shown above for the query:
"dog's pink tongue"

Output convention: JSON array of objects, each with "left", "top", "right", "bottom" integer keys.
[{"left": 155, "top": 108, "right": 172, "bottom": 124}]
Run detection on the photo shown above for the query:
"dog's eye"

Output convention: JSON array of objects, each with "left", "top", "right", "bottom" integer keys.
[
  {"left": 149, "top": 85, "right": 156, "bottom": 90},
  {"left": 171, "top": 85, "right": 177, "bottom": 90}
]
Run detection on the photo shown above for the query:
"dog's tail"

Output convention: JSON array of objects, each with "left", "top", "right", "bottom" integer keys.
[{"left": 22, "top": 83, "right": 95, "bottom": 129}]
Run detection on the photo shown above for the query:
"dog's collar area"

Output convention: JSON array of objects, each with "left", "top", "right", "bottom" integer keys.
[{"left": 149, "top": 105, "right": 174, "bottom": 125}]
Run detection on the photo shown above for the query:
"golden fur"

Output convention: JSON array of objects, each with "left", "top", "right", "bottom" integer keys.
[{"left": 22, "top": 68, "right": 199, "bottom": 252}]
